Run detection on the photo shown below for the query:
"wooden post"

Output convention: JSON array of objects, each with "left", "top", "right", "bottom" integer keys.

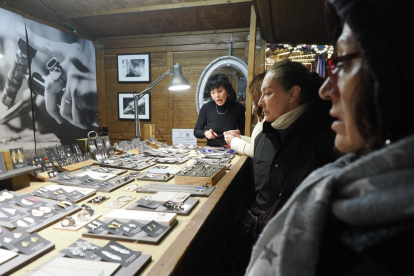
[
  {"left": 96, "top": 48, "right": 107, "bottom": 128},
  {"left": 245, "top": 5, "right": 257, "bottom": 137},
  {"left": 167, "top": 52, "right": 174, "bottom": 144}
]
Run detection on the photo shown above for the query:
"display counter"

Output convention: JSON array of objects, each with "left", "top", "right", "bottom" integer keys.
[{"left": 7, "top": 154, "right": 250, "bottom": 276}]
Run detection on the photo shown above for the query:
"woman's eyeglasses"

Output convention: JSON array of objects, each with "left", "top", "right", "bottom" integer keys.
[{"left": 326, "top": 52, "right": 361, "bottom": 91}]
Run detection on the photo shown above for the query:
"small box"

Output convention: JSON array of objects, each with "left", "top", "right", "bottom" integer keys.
[{"left": 143, "top": 123, "right": 155, "bottom": 140}]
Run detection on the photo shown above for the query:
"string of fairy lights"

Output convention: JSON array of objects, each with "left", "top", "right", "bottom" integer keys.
[{"left": 265, "top": 44, "right": 334, "bottom": 67}]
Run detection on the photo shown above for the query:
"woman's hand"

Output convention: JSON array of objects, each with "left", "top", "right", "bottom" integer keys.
[
  {"left": 224, "top": 132, "right": 236, "bottom": 145},
  {"left": 224, "top": 130, "right": 241, "bottom": 138},
  {"left": 204, "top": 129, "right": 218, "bottom": 139}
]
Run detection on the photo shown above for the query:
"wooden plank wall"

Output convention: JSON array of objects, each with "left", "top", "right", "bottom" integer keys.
[{"left": 96, "top": 28, "right": 249, "bottom": 144}]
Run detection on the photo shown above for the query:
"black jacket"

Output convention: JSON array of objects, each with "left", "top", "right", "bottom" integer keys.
[{"left": 252, "top": 105, "right": 336, "bottom": 227}]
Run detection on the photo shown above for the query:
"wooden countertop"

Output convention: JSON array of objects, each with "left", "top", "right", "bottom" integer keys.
[{"left": 10, "top": 154, "right": 247, "bottom": 276}]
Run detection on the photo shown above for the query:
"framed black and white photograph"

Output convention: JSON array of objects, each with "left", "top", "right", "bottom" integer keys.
[
  {"left": 117, "top": 53, "right": 151, "bottom": 83},
  {"left": 118, "top": 92, "right": 151, "bottom": 121}
]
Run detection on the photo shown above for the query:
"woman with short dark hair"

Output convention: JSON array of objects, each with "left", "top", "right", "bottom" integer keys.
[
  {"left": 246, "top": 0, "right": 414, "bottom": 275},
  {"left": 194, "top": 74, "right": 245, "bottom": 147}
]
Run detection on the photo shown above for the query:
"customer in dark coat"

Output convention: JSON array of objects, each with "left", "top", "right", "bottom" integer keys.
[
  {"left": 246, "top": 0, "right": 414, "bottom": 275},
  {"left": 251, "top": 60, "right": 335, "bottom": 230},
  {"left": 232, "top": 60, "right": 336, "bottom": 275}
]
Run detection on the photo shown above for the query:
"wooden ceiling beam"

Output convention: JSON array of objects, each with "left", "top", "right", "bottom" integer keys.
[
  {"left": 252, "top": 0, "right": 274, "bottom": 42},
  {"left": 68, "top": 0, "right": 251, "bottom": 19}
]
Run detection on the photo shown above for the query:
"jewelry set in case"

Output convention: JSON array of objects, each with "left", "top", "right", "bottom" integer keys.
[
  {"left": 82, "top": 209, "right": 178, "bottom": 245},
  {"left": 126, "top": 191, "right": 199, "bottom": 215}
]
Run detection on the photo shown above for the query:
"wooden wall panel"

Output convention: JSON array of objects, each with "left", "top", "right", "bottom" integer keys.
[{"left": 99, "top": 29, "right": 249, "bottom": 143}]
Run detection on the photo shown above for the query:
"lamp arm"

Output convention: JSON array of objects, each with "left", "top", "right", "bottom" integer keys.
[
  {"left": 133, "top": 68, "right": 172, "bottom": 99},
  {"left": 133, "top": 67, "right": 172, "bottom": 138}
]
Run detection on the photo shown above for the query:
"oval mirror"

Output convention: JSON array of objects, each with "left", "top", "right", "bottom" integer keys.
[{"left": 196, "top": 56, "right": 248, "bottom": 114}]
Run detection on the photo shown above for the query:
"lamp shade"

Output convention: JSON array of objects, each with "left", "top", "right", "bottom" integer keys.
[{"left": 168, "top": 63, "right": 190, "bottom": 91}]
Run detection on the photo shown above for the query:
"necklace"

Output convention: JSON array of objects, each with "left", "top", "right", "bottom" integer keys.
[{"left": 216, "top": 105, "right": 228, "bottom": 115}]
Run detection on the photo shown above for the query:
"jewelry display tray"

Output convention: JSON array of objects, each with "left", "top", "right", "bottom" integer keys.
[
  {"left": 153, "top": 157, "right": 189, "bottom": 164},
  {"left": 175, "top": 165, "right": 227, "bottom": 186},
  {"left": 82, "top": 219, "right": 178, "bottom": 245},
  {"left": 93, "top": 160, "right": 157, "bottom": 171},
  {"left": 0, "top": 192, "right": 81, "bottom": 233},
  {"left": 126, "top": 198, "right": 199, "bottom": 216},
  {"left": 47, "top": 175, "right": 134, "bottom": 193},
  {"left": 135, "top": 172, "right": 175, "bottom": 182},
  {"left": 136, "top": 183, "right": 215, "bottom": 197},
  {"left": 0, "top": 238, "right": 55, "bottom": 276},
  {"left": 79, "top": 166, "right": 128, "bottom": 175},
  {"left": 25, "top": 252, "right": 152, "bottom": 276}
]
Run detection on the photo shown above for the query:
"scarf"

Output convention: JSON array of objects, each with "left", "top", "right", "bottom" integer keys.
[
  {"left": 246, "top": 133, "right": 414, "bottom": 276},
  {"left": 271, "top": 104, "right": 308, "bottom": 130}
]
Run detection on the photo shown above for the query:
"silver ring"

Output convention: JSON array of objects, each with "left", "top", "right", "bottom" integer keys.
[
  {"left": 61, "top": 216, "right": 76, "bottom": 227},
  {"left": 64, "top": 99, "right": 71, "bottom": 104}
]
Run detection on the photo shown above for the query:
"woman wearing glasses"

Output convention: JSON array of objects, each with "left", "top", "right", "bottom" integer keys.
[{"left": 246, "top": 0, "right": 414, "bottom": 275}]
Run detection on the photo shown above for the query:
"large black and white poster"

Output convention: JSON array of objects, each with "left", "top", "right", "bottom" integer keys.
[{"left": 0, "top": 7, "right": 98, "bottom": 154}]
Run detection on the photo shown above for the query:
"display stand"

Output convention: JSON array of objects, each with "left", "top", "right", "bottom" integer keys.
[{"left": 0, "top": 150, "right": 37, "bottom": 190}]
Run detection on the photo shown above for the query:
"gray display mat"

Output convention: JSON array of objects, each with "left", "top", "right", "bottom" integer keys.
[
  {"left": 126, "top": 198, "right": 199, "bottom": 216},
  {"left": 136, "top": 183, "right": 215, "bottom": 197},
  {"left": 0, "top": 191, "right": 81, "bottom": 232},
  {"left": 24, "top": 252, "right": 152, "bottom": 276},
  {"left": 0, "top": 239, "right": 55, "bottom": 275},
  {"left": 82, "top": 219, "right": 178, "bottom": 245}
]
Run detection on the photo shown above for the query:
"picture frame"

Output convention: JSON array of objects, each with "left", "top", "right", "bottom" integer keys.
[
  {"left": 117, "top": 53, "right": 151, "bottom": 83},
  {"left": 118, "top": 92, "right": 151, "bottom": 121}
]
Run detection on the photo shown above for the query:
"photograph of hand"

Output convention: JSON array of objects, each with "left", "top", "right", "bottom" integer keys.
[{"left": 0, "top": 7, "right": 98, "bottom": 152}]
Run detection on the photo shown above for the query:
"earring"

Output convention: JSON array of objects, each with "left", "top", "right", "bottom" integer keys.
[{"left": 290, "top": 100, "right": 293, "bottom": 104}]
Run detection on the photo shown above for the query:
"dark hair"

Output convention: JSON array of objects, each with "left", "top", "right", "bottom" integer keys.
[
  {"left": 353, "top": 59, "right": 379, "bottom": 155},
  {"left": 249, "top": 72, "right": 266, "bottom": 120},
  {"left": 205, "top": 74, "right": 237, "bottom": 102},
  {"left": 267, "top": 59, "right": 323, "bottom": 105}
]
